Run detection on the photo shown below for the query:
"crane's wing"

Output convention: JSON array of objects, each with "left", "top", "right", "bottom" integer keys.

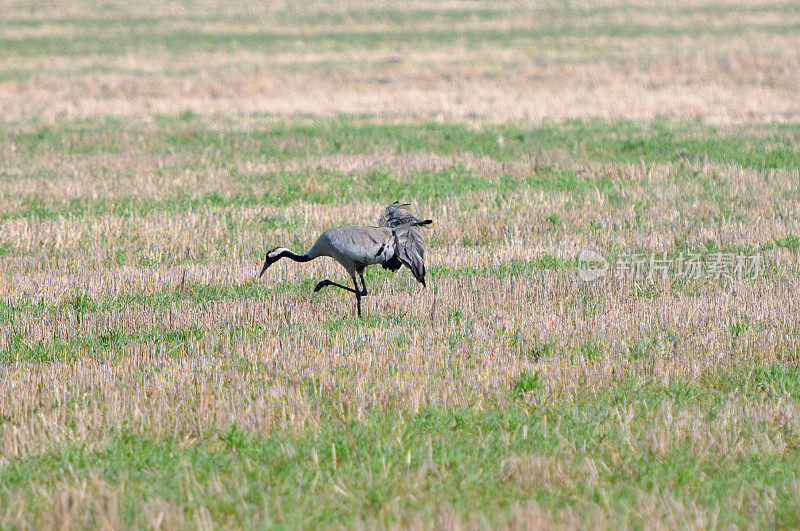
[
  {"left": 379, "top": 202, "right": 432, "bottom": 286},
  {"left": 393, "top": 226, "right": 427, "bottom": 286}
]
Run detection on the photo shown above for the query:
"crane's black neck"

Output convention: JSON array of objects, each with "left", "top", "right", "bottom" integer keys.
[{"left": 276, "top": 248, "right": 313, "bottom": 263}]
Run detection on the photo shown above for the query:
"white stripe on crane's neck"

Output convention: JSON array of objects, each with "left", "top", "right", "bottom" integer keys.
[{"left": 269, "top": 247, "right": 291, "bottom": 259}]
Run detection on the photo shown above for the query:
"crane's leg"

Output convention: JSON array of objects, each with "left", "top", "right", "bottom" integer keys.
[
  {"left": 313, "top": 279, "right": 358, "bottom": 294},
  {"left": 358, "top": 272, "right": 368, "bottom": 297},
  {"left": 354, "top": 276, "right": 361, "bottom": 317},
  {"left": 354, "top": 273, "right": 369, "bottom": 318},
  {"left": 313, "top": 275, "right": 367, "bottom": 318}
]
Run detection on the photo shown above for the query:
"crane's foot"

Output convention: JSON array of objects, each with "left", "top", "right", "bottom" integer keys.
[{"left": 313, "top": 280, "right": 331, "bottom": 293}]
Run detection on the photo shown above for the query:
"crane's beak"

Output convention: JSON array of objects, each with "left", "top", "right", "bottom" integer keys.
[{"left": 259, "top": 255, "right": 270, "bottom": 278}]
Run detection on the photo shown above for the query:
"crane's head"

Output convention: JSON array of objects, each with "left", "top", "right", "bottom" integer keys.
[{"left": 259, "top": 247, "right": 284, "bottom": 277}]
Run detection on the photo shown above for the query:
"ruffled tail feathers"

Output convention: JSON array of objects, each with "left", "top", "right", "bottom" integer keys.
[
  {"left": 378, "top": 202, "right": 433, "bottom": 230},
  {"left": 377, "top": 203, "right": 431, "bottom": 287}
]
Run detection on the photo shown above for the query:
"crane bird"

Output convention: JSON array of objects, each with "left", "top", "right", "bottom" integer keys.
[{"left": 259, "top": 202, "right": 432, "bottom": 317}]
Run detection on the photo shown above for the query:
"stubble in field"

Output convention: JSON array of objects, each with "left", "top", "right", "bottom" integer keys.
[{"left": 1, "top": 0, "right": 800, "bottom": 528}]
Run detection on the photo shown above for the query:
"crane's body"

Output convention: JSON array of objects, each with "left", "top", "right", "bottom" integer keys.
[
  {"left": 259, "top": 203, "right": 431, "bottom": 317},
  {"left": 311, "top": 225, "right": 396, "bottom": 274}
]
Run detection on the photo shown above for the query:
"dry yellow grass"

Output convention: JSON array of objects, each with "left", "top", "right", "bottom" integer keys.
[
  {"left": 2, "top": 0, "right": 800, "bottom": 122},
  {"left": 1, "top": 0, "right": 800, "bottom": 527}
]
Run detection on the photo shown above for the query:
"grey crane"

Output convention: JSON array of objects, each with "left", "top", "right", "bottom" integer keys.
[{"left": 259, "top": 202, "right": 432, "bottom": 317}]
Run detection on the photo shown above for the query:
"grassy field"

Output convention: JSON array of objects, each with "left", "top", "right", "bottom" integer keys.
[{"left": 2, "top": 0, "right": 800, "bottom": 528}]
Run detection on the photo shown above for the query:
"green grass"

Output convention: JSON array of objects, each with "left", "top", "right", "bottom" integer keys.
[
  {"left": 719, "top": 363, "right": 800, "bottom": 399},
  {"left": 3, "top": 116, "right": 799, "bottom": 223},
  {"left": 7, "top": 116, "right": 800, "bottom": 170},
  {"left": 0, "top": 322, "right": 207, "bottom": 364},
  {"left": 3, "top": 376, "right": 799, "bottom": 527},
  {"left": 430, "top": 257, "right": 577, "bottom": 279},
  {"left": 510, "top": 370, "right": 545, "bottom": 400},
  {"left": 774, "top": 235, "right": 800, "bottom": 251},
  {"left": 2, "top": 18, "right": 799, "bottom": 58},
  {"left": 0, "top": 168, "right": 601, "bottom": 221},
  {"left": 4, "top": 3, "right": 792, "bottom": 34}
]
